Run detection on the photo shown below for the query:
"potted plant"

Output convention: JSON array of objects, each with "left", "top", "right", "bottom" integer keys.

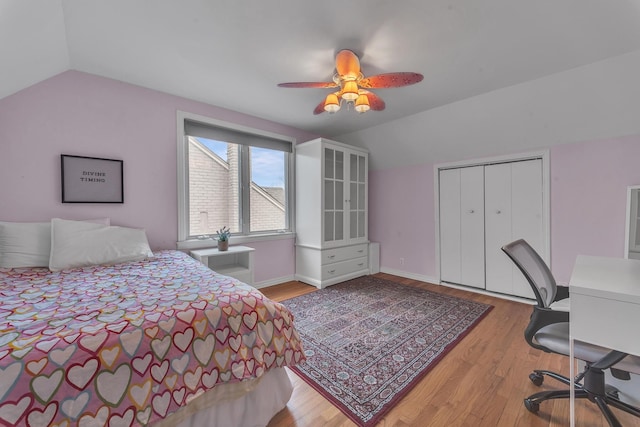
[{"left": 215, "top": 226, "right": 231, "bottom": 251}]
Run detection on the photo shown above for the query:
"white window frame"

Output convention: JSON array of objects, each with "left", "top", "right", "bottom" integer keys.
[{"left": 176, "top": 111, "right": 296, "bottom": 250}]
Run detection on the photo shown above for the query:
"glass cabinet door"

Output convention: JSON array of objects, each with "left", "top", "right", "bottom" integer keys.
[
  {"left": 349, "top": 152, "right": 367, "bottom": 239},
  {"left": 323, "top": 147, "right": 344, "bottom": 243}
]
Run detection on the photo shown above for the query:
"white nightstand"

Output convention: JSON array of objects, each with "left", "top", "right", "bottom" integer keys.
[{"left": 190, "top": 246, "right": 255, "bottom": 286}]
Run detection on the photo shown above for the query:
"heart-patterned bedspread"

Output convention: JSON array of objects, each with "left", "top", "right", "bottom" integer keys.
[{"left": 0, "top": 250, "right": 305, "bottom": 426}]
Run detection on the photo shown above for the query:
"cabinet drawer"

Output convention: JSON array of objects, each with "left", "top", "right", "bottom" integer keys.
[
  {"left": 321, "top": 256, "right": 368, "bottom": 280},
  {"left": 322, "top": 244, "right": 368, "bottom": 265}
]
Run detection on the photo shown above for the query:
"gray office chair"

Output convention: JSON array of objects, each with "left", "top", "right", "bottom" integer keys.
[{"left": 502, "top": 239, "right": 640, "bottom": 427}]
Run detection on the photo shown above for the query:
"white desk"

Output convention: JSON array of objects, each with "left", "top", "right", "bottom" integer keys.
[{"left": 568, "top": 255, "right": 640, "bottom": 426}]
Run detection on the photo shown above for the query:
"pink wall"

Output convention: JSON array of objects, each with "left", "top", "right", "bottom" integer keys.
[
  {"left": 247, "top": 238, "right": 296, "bottom": 284},
  {"left": 369, "top": 135, "right": 640, "bottom": 285},
  {"left": 3, "top": 70, "right": 639, "bottom": 286},
  {"left": 550, "top": 135, "right": 640, "bottom": 282},
  {"left": 0, "top": 70, "right": 317, "bottom": 282},
  {"left": 369, "top": 164, "right": 436, "bottom": 276}
]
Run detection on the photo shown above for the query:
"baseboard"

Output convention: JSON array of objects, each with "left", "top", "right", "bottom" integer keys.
[
  {"left": 254, "top": 274, "right": 296, "bottom": 289},
  {"left": 257, "top": 269, "right": 532, "bottom": 305},
  {"left": 293, "top": 270, "right": 370, "bottom": 289},
  {"left": 439, "top": 281, "right": 535, "bottom": 304},
  {"left": 379, "top": 267, "right": 439, "bottom": 285},
  {"left": 293, "top": 273, "right": 321, "bottom": 288},
  {"left": 379, "top": 268, "right": 534, "bottom": 304}
]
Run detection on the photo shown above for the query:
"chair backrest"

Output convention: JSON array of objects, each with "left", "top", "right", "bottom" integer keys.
[{"left": 501, "top": 239, "right": 556, "bottom": 307}]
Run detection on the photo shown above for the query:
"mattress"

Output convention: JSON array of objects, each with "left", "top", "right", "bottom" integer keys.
[{"left": 0, "top": 250, "right": 304, "bottom": 426}]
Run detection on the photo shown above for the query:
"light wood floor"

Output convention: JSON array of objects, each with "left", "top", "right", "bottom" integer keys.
[{"left": 262, "top": 273, "right": 640, "bottom": 427}]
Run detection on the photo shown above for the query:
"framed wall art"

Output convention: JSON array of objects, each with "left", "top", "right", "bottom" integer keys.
[{"left": 61, "top": 155, "right": 124, "bottom": 203}]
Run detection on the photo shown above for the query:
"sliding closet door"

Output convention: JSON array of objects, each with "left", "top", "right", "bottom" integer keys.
[
  {"left": 460, "top": 167, "right": 485, "bottom": 288},
  {"left": 511, "top": 159, "right": 544, "bottom": 297},
  {"left": 439, "top": 169, "right": 462, "bottom": 284},
  {"left": 485, "top": 160, "right": 542, "bottom": 298},
  {"left": 440, "top": 166, "right": 485, "bottom": 289},
  {"left": 484, "top": 163, "right": 513, "bottom": 295}
]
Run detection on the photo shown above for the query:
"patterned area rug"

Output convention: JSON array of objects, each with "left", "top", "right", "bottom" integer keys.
[{"left": 284, "top": 276, "right": 493, "bottom": 427}]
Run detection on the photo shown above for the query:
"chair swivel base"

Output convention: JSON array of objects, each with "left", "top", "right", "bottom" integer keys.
[
  {"left": 525, "top": 369, "right": 640, "bottom": 427},
  {"left": 529, "top": 369, "right": 574, "bottom": 387}
]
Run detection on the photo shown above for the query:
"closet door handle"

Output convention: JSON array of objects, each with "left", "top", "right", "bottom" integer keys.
[
  {"left": 468, "top": 209, "right": 475, "bottom": 214},
  {"left": 496, "top": 210, "right": 501, "bottom": 214}
]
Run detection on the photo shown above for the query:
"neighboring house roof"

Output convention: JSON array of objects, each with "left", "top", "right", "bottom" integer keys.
[
  {"left": 262, "top": 187, "right": 285, "bottom": 206},
  {"left": 189, "top": 137, "right": 229, "bottom": 170},
  {"left": 192, "top": 138, "right": 284, "bottom": 211},
  {"left": 252, "top": 184, "right": 285, "bottom": 212}
]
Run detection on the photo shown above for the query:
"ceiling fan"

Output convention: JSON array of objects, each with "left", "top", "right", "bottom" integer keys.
[{"left": 277, "top": 49, "right": 424, "bottom": 114}]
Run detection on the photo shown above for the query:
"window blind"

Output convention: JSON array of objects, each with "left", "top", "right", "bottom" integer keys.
[{"left": 184, "top": 119, "right": 292, "bottom": 153}]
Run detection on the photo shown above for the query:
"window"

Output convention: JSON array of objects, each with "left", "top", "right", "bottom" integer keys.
[{"left": 177, "top": 112, "right": 294, "bottom": 243}]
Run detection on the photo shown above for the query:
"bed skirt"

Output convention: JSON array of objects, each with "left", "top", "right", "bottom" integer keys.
[{"left": 156, "top": 367, "right": 293, "bottom": 427}]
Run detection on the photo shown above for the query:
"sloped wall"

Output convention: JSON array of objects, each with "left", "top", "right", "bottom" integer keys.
[
  {"left": 368, "top": 136, "right": 640, "bottom": 285},
  {"left": 0, "top": 70, "right": 318, "bottom": 283},
  {"left": 358, "top": 50, "right": 640, "bottom": 285}
]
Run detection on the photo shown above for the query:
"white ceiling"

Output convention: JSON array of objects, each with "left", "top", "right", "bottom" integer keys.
[{"left": 3, "top": 0, "right": 640, "bottom": 138}]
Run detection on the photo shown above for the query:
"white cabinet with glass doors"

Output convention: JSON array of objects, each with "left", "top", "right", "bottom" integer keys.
[{"left": 295, "top": 138, "right": 369, "bottom": 288}]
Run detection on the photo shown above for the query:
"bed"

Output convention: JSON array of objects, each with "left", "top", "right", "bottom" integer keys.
[{"left": 0, "top": 219, "right": 305, "bottom": 427}]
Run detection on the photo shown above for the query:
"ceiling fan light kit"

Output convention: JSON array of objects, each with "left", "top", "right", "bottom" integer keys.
[
  {"left": 354, "top": 94, "right": 370, "bottom": 113},
  {"left": 341, "top": 81, "right": 359, "bottom": 101},
  {"left": 278, "top": 49, "right": 423, "bottom": 115},
  {"left": 323, "top": 93, "right": 341, "bottom": 113}
]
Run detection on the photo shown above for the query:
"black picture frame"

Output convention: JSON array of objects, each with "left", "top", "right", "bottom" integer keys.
[{"left": 61, "top": 155, "right": 124, "bottom": 203}]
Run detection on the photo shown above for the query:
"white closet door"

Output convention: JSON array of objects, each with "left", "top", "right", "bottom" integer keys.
[
  {"left": 460, "top": 166, "right": 485, "bottom": 288},
  {"left": 439, "top": 166, "right": 485, "bottom": 288},
  {"left": 439, "top": 169, "right": 462, "bottom": 284},
  {"left": 485, "top": 163, "right": 514, "bottom": 295},
  {"left": 485, "top": 160, "right": 542, "bottom": 298},
  {"left": 511, "top": 159, "right": 543, "bottom": 298}
]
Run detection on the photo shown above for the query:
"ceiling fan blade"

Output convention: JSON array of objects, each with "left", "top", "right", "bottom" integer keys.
[
  {"left": 358, "top": 72, "right": 424, "bottom": 89},
  {"left": 313, "top": 99, "right": 327, "bottom": 115},
  {"left": 362, "top": 91, "right": 385, "bottom": 111},
  {"left": 278, "top": 82, "right": 338, "bottom": 88},
  {"left": 314, "top": 90, "right": 343, "bottom": 115},
  {"left": 335, "top": 49, "right": 361, "bottom": 79}
]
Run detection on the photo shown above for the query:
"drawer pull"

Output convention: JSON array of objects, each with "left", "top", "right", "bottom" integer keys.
[
  {"left": 328, "top": 255, "right": 335, "bottom": 259},
  {"left": 357, "top": 250, "right": 364, "bottom": 253},
  {"left": 358, "top": 263, "right": 364, "bottom": 267},
  {"left": 328, "top": 269, "right": 336, "bottom": 274}
]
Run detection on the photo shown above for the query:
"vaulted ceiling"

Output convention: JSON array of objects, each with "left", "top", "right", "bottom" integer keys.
[{"left": 3, "top": 0, "right": 640, "bottom": 139}]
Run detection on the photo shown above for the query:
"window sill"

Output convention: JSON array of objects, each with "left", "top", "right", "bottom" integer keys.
[{"left": 177, "top": 231, "right": 295, "bottom": 251}]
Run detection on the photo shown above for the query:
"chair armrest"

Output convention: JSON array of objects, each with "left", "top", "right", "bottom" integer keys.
[
  {"left": 531, "top": 305, "right": 569, "bottom": 326},
  {"left": 589, "top": 350, "right": 632, "bottom": 380},
  {"left": 554, "top": 285, "right": 570, "bottom": 302},
  {"left": 591, "top": 350, "right": 628, "bottom": 370},
  {"left": 524, "top": 306, "right": 570, "bottom": 351}
]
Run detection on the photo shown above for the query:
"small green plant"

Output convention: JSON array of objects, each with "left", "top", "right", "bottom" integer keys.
[{"left": 215, "top": 226, "right": 231, "bottom": 242}]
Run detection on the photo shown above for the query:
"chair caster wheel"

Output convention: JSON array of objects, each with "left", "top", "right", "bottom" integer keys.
[
  {"left": 524, "top": 398, "right": 540, "bottom": 413},
  {"left": 529, "top": 372, "right": 544, "bottom": 386}
]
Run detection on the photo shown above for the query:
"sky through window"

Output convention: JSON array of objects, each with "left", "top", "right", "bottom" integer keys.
[{"left": 198, "top": 138, "right": 284, "bottom": 188}]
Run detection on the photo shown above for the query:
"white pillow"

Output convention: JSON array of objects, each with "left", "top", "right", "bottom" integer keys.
[
  {"left": 0, "top": 218, "right": 111, "bottom": 268},
  {"left": 0, "top": 222, "right": 51, "bottom": 268},
  {"left": 49, "top": 218, "right": 153, "bottom": 271}
]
